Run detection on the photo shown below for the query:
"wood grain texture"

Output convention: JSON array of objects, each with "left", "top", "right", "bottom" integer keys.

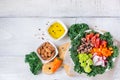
[
  {"left": 0, "top": 18, "right": 120, "bottom": 56},
  {"left": 0, "top": 0, "right": 120, "bottom": 80},
  {"left": 0, "top": 56, "right": 119, "bottom": 80},
  {"left": 0, "top": 0, "right": 120, "bottom": 17},
  {"left": 0, "top": 56, "right": 91, "bottom": 80},
  {"left": 0, "top": 18, "right": 120, "bottom": 80}
]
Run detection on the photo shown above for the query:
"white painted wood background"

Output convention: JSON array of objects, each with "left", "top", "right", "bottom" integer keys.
[{"left": 0, "top": 0, "right": 120, "bottom": 80}]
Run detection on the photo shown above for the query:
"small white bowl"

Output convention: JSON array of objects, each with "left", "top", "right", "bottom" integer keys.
[
  {"left": 46, "top": 20, "right": 68, "bottom": 41},
  {"left": 36, "top": 41, "right": 58, "bottom": 63}
]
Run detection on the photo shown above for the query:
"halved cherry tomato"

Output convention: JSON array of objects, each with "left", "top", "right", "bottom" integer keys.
[
  {"left": 95, "top": 38, "right": 100, "bottom": 48},
  {"left": 86, "top": 33, "right": 94, "bottom": 41},
  {"left": 91, "top": 35, "right": 97, "bottom": 44}
]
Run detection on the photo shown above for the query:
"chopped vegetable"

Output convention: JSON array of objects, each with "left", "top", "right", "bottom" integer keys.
[
  {"left": 86, "top": 32, "right": 94, "bottom": 41},
  {"left": 77, "top": 38, "right": 93, "bottom": 53},
  {"left": 86, "top": 33, "right": 101, "bottom": 48},
  {"left": 25, "top": 52, "right": 43, "bottom": 75},
  {"left": 101, "top": 40, "right": 107, "bottom": 47},
  {"left": 85, "top": 32, "right": 113, "bottom": 57},
  {"left": 92, "top": 53, "right": 107, "bottom": 67},
  {"left": 84, "top": 65, "right": 92, "bottom": 73},
  {"left": 78, "top": 53, "right": 93, "bottom": 73},
  {"left": 90, "top": 45, "right": 113, "bottom": 57}
]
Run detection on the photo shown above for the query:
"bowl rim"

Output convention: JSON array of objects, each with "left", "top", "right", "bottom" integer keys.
[
  {"left": 36, "top": 41, "right": 58, "bottom": 63},
  {"left": 46, "top": 20, "right": 68, "bottom": 41}
]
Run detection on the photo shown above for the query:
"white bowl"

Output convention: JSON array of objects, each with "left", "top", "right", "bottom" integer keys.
[
  {"left": 36, "top": 41, "right": 58, "bottom": 63},
  {"left": 46, "top": 20, "right": 68, "bottom": 41}
]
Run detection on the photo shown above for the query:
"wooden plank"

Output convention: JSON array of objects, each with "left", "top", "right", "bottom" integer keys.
[
  {"left": 0, "top": 55, "right": 120, "bottom": 80},
  {"left": 0, "top": 18, "right": 120, "bottom": 56},
  {"left": 0, "top": 18, "right": 75, "bottom": 56},
  {"left": 0, "top": 56, "right": 91, "bottom": 80},
  {"left": 0, "top": 0, "right": 120, "bottom": 17}
]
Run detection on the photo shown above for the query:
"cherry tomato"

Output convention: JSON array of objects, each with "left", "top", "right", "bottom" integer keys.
[
  {"left": 91, "top": 35, "right": 97, "bottom": 44},
  {"left": 86, "top": 33, "right": 94, "bottom": 41},
  {"left": 95, "top": 38, "right": 100, "bottom": 48}
]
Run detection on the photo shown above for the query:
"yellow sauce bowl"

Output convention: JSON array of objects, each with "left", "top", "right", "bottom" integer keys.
[{"left": 47, "top": 20, "right": 68, "bottom": 40}]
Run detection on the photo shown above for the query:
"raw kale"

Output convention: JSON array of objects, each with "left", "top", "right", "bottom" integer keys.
[
  {"left": 112, "top": 46, "right": 119, "bottom": 58},
  {"left": 106, "top": 56, "right": 114, "bottom": 69},
  {"left": 100, "top": 32, "right": 113, "bottom": 47},
  {"left": 69, "top": 24, "right": 87, "bottom": 74},
  {"left": 68, "top": 23, "right": 89, "bottom": 40},
  {"left": 74, "top": 63, "right": 85, "bottom": 74},
  {"left": 106, "top": 46, "right": 119, "bottom": 69},
  {"left": 87, "top": 66, "right": 107, "bottom": 76},
  {"left": 25, "top": 52, "right": 43, "bottom": 75}
]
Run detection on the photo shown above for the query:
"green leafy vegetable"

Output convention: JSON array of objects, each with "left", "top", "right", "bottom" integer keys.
[
  {"left": 25, "top": 52, "right": 43, "bottom": 75},
  {"left": 87, "top": 66, "right": 107, "bottom": 76},
  {"left": 106, "top": 57, "right": 114, "bottom": 69},
  {"left": 100, "top": 32, "right": 113, "bottom": 47},
  {"left": 68, "top": 23, "right": 119, "bottom": 76},
  {"left": 68, "top": 23, "right": 89, "bottom": 40},
  {"left": 106, "top": 46, "right": 119, "bottom": 69},
  {"left": 112, "top": 46, "right": 119, "bottom": 58}
]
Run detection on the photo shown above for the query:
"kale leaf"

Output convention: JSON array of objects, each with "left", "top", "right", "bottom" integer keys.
[
  {"left": 100, "top": 32, "right": 113, "bottom": 47},
  {"left": 25, "top": 52, "right": 43, "bottom": 75},
  {"left": 87, "top": 66, "right": 107, "bottom": 76},
  {"left": 112, "top": 46, "right": 119, "bottom": 58},
  {"left": 68, "top": 23, "right": 89, "bottom": 40}
]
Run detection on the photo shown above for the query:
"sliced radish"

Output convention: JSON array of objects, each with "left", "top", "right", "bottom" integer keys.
[{"left": 92, "top": 53, "right": 107, "bottom": 67}]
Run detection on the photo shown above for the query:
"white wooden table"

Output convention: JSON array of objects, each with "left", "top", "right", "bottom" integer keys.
[{"left": 0, "top": 0, "right": 120, "bottom": 80}]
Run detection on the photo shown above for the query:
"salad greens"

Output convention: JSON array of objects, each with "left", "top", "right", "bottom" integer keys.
[
  {"left": 68, "top": 23, "right": 89, "bottom": 40},
  {"left": 68, "top": 23, "right": 119, "bottom": 76},
  {"left": 25, "top": 52, "right": 43, "bottom": 75},
  {"left": 100, "top": 32, "right": 113, "bottom": 47}
]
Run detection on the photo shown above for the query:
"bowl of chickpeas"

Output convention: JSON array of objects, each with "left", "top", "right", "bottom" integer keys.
[{"left": 37, "top": 41, "right": 58, "bottom": 63}]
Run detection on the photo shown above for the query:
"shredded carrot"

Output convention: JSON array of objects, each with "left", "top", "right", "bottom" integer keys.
[{"left": 91, "top": 45, "right": 113, "bottom": 57}]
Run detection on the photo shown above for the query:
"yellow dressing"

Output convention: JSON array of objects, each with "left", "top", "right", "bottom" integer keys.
[{"left": 48, "top": 22, "right": 65, "bottom": 39}]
